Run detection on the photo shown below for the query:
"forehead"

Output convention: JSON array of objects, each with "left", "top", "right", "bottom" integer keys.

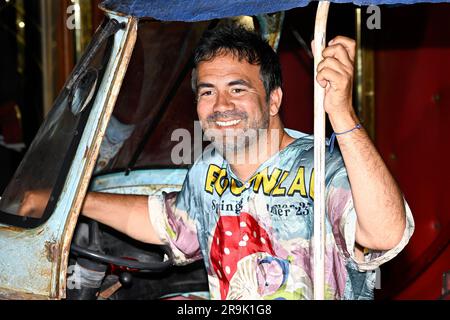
[{"left": 197, "top": 53, "right": 262, "bottom": 83}]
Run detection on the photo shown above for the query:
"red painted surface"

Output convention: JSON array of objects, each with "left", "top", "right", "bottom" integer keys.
[
  {"left": 278, "top": 5, "right": 450, "bottom": 300},
  {"left": 279, "top": 46, "right": 314, "bottom": 135},
  {"left": 372, "top": 5, "right": 450, "bottom": 300}
]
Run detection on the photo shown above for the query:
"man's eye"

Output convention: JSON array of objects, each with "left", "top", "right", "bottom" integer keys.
[
  {"left": 232, "top": 88, "right": 245, "bottom": 94},
  {"left": 199, "top": 90, "right": 213, "bottom": 97}
]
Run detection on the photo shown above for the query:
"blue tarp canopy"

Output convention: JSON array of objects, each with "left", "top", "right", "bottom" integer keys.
[{"left": 100, "top": 0, "right": 448, "bottom": 21}]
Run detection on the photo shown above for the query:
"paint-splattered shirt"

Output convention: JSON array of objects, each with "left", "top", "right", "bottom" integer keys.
[{"left": 148, "top": 130, "right": 414, "bottom": 300}]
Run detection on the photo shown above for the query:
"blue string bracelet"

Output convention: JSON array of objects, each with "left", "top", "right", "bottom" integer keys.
[{"left": 329, "top": 123, "right": 362, "bottom": 154}]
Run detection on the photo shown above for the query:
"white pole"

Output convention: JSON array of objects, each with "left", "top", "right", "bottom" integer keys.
[{"left": 313, "top": 0, "right": 330, "bottom": 301}]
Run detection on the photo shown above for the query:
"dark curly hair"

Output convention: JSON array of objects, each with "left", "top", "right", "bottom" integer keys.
[{"left": 191, "top": 24, "right": 282, "bottom": 101}]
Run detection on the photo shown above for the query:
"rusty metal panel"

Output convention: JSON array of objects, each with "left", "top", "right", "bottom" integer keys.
[{"left": 0, "top": 225, "right": 56, "bottom": 299}]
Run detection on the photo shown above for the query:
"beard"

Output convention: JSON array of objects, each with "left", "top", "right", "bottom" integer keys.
[{"left": 202, "top": 108, "right": 270, "bottom": 163}]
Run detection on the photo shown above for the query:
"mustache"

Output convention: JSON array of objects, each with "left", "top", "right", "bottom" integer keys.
[{"left": 206, "top": 110, "right": 248, "bottom": 122}]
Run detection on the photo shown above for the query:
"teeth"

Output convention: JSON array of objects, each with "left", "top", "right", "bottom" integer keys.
[{"left": 216, "top": 119, "right": 242, "bottom": 127}]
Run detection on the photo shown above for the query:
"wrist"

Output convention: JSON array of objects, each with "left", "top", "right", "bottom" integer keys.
[
  {"left": 328, "top": 112, "right": 362, "bottom": 154},
  {"left": 328, "top": 109, "right": 360, "bottom": 133}
]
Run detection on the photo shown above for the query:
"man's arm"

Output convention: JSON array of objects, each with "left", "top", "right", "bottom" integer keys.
[
  {"left": 315, "top": 36, "right": 406, "bottom": 251},
  {"left": 19, "top": 190, "right": 163, "bottom": 245},
  {"left": 82, "top": 192, "right": 163, "bottom": 245}
]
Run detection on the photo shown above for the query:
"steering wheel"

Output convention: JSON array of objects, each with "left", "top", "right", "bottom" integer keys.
[{"left": 70, "top": 219, "right": 174, "bottom": 273}]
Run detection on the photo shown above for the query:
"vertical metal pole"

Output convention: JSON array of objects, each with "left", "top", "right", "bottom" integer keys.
[
  {"left": 40, "top": 0, "right": 58, "bottom": 116},
  {"left": 355, "top": 8, "right": 363, "bottom": 116},
  {"left": 16, "top": 0, "right": 26, "bottom": 76},
  {"left": 355, "top": 8, "right": 376, "bottom": 141},
  {"left": 313, "top": 0, "right": 330, "bottom": 301}
]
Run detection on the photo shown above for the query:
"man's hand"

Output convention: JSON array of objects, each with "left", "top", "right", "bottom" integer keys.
[
  {"left": 312, "top": 36, "right": 357, "bottom": 126},
  {"left": 18, "top": 190, "right": 51, "bottom": 218}
]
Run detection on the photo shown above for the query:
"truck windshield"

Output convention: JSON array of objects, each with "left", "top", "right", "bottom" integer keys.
[{"left": 0, "top": 20, "right": 117, "bottom": 228}]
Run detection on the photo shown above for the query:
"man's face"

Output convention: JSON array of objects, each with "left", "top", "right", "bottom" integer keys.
[{"left": 196, "top": 53, "right": 270, "bottom": 156}]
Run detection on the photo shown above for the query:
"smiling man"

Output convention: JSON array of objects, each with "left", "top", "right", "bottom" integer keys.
[
  {"left": 21, "top": 24, "right": 414, "bottom": 300},
  {"left": 193, "top": 27, "right": 296, "bottom": 182}
]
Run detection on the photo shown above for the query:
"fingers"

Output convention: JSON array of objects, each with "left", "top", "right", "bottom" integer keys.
[
  {"left": 312, "top": 36, "right": 356, "bottom": 67},
  {"left": 316, "top": 67, "right": 344, "bottom": 89},
  {"left": 325, "top": 36, "right": 356, "bottom": 65},
  {"left": 322, "top": 45, "right": 353, "bottom": 70},
  {"left": 312, "top": 36, "right": 355, "bottom": 91},
  {"left": 317, "top": 57, "right": 351, "bottom": 77},
  {"left": 316, "top": 56, "right": 353, "bottom": 92},
  {"left": 329, "top": 36, "right": 356, "bottom": 59}
]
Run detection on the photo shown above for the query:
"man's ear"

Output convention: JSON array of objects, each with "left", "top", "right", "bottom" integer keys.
[{"left": 269, "top": 87, "right": 283, "bottom": 116}]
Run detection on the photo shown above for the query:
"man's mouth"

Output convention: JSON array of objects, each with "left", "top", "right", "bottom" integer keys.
[{"left": 215, "top": 119, "right": 242, "bottom": 127}]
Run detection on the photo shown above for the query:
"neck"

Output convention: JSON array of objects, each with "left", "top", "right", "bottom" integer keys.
[{"left": 228, "top": 121, "right": 295, "bottom": 182}]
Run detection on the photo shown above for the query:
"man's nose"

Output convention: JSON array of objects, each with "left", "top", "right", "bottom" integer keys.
[{"left": 213, "top": 92, "right": 234, "bottom": 113}]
